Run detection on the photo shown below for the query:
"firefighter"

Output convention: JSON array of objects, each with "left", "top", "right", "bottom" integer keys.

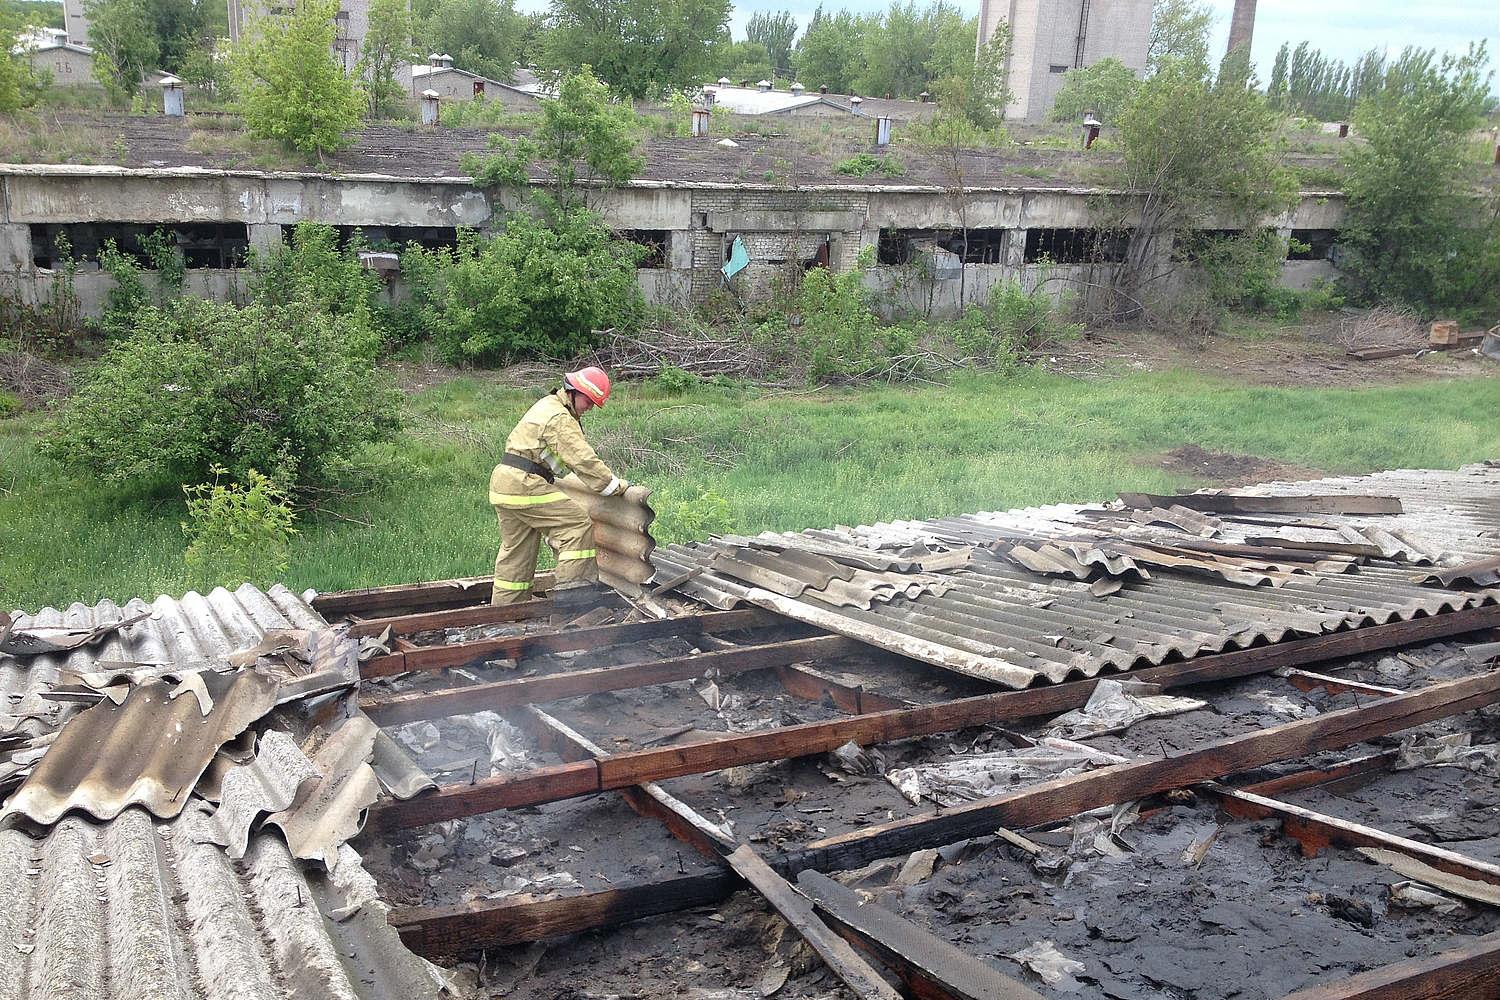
[{"left": 488, "top": 366, "right": 627, "bottom": 609}]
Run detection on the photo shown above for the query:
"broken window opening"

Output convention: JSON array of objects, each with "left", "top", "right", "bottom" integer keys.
[
  {"left": 878, "top": 228, "right": 1012, "bottom": 266},
  {"left": 29, "top": 222, "right": 250, "bottom": 269},
  {"left": 283, "top": 224, "right": 462, "bottom": 252},
  {"left": 1023, "top": 227, "right": 1127, "bottom": 264},
  {"left": 619, "top": 229, "right": 668, "bottom": 269},
  {"left": 1170, "top": 229, "right": 1244, "bottom": 263},
  {"left": 1288, "top": 229, "right": 1339, "bottom": 261}
]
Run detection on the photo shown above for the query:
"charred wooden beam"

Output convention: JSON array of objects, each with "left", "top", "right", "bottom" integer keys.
[
  {"left": 774, "top": 663, "right": 913, "bottom": 714},
  {"left": 363, "top": 636, "right": 859, "bottom": 726},
  {"left": 1277, "top": 930, "right": 1500, "bottom": 1000},
  {"left": 1232, "top": 749, "right": 1398, "bottom": 797},
  {"left": 725, "top": 846, "right": 902, "bottom": 1000},
  {"left": 363, "top": 760, "right": 599, "bottom": 832},
  {"left": 1208, "top": 785, "right": 1500, "bottom": 889},
  {"left": 796, "top": 870, "right": 1046, "bottom": 1000},
  {"left": 360, "top": 607, "right": 778, "bottom": 678},
  {"left": 797, "top": 669, "right": 1500, "bottom": 874},
  {"left": 392, "top": 871, "right": 739, "bottom": 956},
  {"left": 314, "top": 576, "right": 500, "bottom": 618},
  {"left": 347, "top": 600, "right": 555, "bottom": 639}
]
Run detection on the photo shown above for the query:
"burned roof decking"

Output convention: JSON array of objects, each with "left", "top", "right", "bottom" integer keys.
[
  {"left": 654, "top": 464, "right": 1500, "bottom": 688},
  {"left": 0, "top": 585, "right": 440, "bottom": 1000}
]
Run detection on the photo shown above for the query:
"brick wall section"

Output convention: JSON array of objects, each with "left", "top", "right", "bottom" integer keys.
[{"left": 687, "top": 189, "right": 871, "bottom": 295}]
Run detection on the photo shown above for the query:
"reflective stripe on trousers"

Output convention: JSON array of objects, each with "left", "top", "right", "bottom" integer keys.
[{"left": 558, "top": 548, "right": 597, "bottom": 560}]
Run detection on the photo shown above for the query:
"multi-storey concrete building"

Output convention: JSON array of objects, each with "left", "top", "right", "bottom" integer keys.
[
  {"left": 59, "top": 0, "right": 89, "bottom": 45},
  {"left": 978, "top": 0, "right": 1154, "bottom": 120},
  {"left": 229, "top": 0, "right": 371, "bottom": 73}
]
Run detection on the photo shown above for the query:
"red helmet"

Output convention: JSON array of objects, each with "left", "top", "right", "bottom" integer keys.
[{"left": 564, "top": 366, "right": 611, "bottom": 407}]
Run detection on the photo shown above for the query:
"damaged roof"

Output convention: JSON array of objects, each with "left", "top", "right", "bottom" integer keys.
[
  {"left": 0, "top": 584, "right": 441, "bottom": 1000},
  {"left": 654, "top": 464, "right": 1500, "bottom": 688}
]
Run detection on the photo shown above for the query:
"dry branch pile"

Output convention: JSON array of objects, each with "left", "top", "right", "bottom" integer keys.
[{"left": 0, "top": 348, "right": 72, "bottom": 408}]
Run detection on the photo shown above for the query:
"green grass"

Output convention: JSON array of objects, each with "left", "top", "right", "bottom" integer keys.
[{"left": 2, "top": 367, "right": 1496, "bottom": 609}]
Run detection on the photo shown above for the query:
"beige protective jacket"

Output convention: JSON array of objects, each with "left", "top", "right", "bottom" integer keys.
[{"left": 489, "top": 388, "right": 624, "bottom": 506}]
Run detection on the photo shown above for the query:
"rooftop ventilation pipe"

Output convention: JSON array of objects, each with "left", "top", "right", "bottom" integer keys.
[
  {"left": 790, "top": 82, "right": 804, "bottom": 94},
  {"left": 160, "top": 75, "right": 184, "bottom": 117},
  {"left": 428, "top": 52, "right": 441, "bottom": 66},
  {"left": 918, "top": 91, "right": 930, "bottom": 103},
  {"left": 850, "top": 95, "right": 863, "bottom": 109},
  {"left": 819, "top": 85, "right": 827, "bottom": 94},
  {"left": 717, "top": 76, "right": 731, "bottom": 86},
  {"left": 691, "top": 107, "right": 710, "bottom": 136},
  {"left": 874, "top": 115, "right": 891, "bottom": 147},
  {"left": 756, "top": 79, "right": 771, "bottom": 91},
  {"left": 440, "top": 53, "right": 454, "bottom": 68},
  {"left": 420, "top": 89, "right": 440, "bottom": 125}
]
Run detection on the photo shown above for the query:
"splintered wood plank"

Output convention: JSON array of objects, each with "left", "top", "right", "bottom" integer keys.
[
  {"left": 1233, "top": 749, "right": 1398, "bottom": 797},
  {"left": 1283, "top": 669, "right": 1403, "bottom": 699},
  {"left": 799, "top": 669, "right": 1500, "bottom": 873},
  {"left": 363, "top": 635, "right": 857, "bottom": 724},
  {"left": 725, "top": 846, "right": 902, "bottom": 1000},
  {"left": 359, "top": 608, "right": 777, "bottom": 678},
  {"left": 797, "top": 870, "right": 1045, "bottom": 1000},
  {"left": 1277, "top": 931, "right": 1500, "bottom": 1000}
]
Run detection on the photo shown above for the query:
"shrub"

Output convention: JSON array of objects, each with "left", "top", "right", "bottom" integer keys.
[
  {"left": 98, "top": 229, "right": 183, "bottom": 336},
  {"left": 655, "top": 364, "right": 698, "bottom": 395},
  {"left": 0, "top": 388, "right": 19, "bottom": 418},
  {"left": 656, "top": 486, "right": 732, "bottom": 542},
  {"left": 1185, "top": 230, "right": 1335, "bottom": 321},
  {"left": 406, "top": 210, "right": 646, "bottom": 365},
  {"left": 183, "top": 466, "right": 298, "bottom": 585},
  {"left": 44, "top": 297, "right": 401, "bottom": 494},
  {"left": 249, "top": 222, "right": 384, "bottom": 326},
  {"left": 954, "top": 278, "right": 1082, "bottom": 360},
  {"left": 834, "top": 153, "right": 905, "bottom": 177}
]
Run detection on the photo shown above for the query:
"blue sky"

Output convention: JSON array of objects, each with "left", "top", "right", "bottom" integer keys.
[{"left": 518, "top": 0, "right": 1499, "bottom": 89}]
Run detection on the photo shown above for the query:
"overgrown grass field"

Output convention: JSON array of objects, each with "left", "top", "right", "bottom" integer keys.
[{"left": 2, "top": 367, "right": 1496, "bottom": 609}]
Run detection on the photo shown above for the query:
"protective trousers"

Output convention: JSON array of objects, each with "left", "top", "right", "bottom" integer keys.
[{"left": 491, "top": 497, "right": 599, "bottom": 605}]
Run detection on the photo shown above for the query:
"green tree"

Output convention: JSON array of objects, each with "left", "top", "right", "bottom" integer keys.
[
  {"left": 422, "top": 0, "right": 518, "bottom": 83},
  {"left": 746, "top": 9, "right": 796, "bottom": 79},
  {"left": 1146, "top": 0, "right": 1210, "bottom": 73},
  {"left": 543, "top": 0, "right": 729, "bottom": 99},
  {"left": 360, "top": 0, "right": 413, "bottom": 117},
  {"left": 792, "top": 7, "right": 866, "bottom": 94},
  {"left": 86, "top": 0, "right": 159, "bottom": 100},
  {"left": 229, "top": 0, "right": 365, "bottom": 155},
  {"left": 931, "top": 28, "right": 1009, "bottom": 128},
  {"left": 1050, "top": 56, "right": 1138, "bottom": 122},
  {"left": 11, "top": 0, "right": 63, "bottom": 29},
  {"left": 857, "top": 1, "right": 973, "bottom": 99},
  {"left": 463, "top": 66, "right": 642, "bottom": 211},
  {"left": 1100, "top": 55, "right": 1295, "bottom": 321},
  {"left": 716, "top": 37, "right": 772, "bottom": 85},
  {"left": 0, "top": 2, "right": 42, "bottom": 111},
  {"left": 1341, "top": 44, "right": 1496, "bottom": 318}
]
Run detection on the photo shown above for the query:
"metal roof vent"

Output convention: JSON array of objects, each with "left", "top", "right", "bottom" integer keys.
[
  {"left": 439, "top": 53, "right": 454, "bottom": 68},
  {"left": 428, "top": 52, "right": 441, "bottom": 66},
  {"left": 850, "top": 95, "right": 863, "bottom": 106},
  {"left": 790, "top": 82, "right": 804, "bottom": 94},
  {"left": 819, "top": 85, "right": 827, "bottom": 94},
  {"left": 717, "top": 76, "right": 731, "bottom": 86},
  {"left": 919, "top": 90, "right": 930, "bottom": 103},
  {"left": 756, "top": 79, "right": 771, "bottom": 91}
]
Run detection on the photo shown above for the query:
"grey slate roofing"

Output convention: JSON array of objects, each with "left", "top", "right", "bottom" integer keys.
[
  {"left": 0, "top": 585, "right": 441, "bottom": 1000},
  {"left": 654, "top": 464, "right": 1500, "bottom": 688}
]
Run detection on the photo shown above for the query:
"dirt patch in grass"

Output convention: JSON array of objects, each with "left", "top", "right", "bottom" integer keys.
[{"left": 1154, "top": 444, "right": 1322, "bottom": 488}]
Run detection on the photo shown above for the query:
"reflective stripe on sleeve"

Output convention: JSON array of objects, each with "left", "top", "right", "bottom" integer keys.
[
  {"left": 601, "top": 477, "right": 623, "bottom": 497},
  {"left": 558, "top": 549, "right": 597, "bottom": 561},
  {"left": 490, "top": 491, "right": 568, "bottom": 506},
  {"left": 493, "top": 579, "right": 533, "bottom": 591}
]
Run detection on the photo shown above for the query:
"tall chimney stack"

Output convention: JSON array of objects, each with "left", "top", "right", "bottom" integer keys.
[{"left": 1226, "top": 0, "right": 1256, "bottom": 57}]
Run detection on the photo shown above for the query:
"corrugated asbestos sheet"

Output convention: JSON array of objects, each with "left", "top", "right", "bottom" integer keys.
[
  {"left": 654, "top": 464, "right": 1500, "bottom": 689},
  {"left": 559, "top": 474, "right": 656, "bottom": 595},
  {"left": 0, "top": 585, "right": 441, "bottom": 1000}
]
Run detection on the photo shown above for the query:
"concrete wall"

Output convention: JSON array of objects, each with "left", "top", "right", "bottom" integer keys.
[
  {"left": 28, "top": 46, "right": 95, "bottom": 85},
  {"left": 61, "top": 0, "right": 89, "bottom": 45},
  {"left": 0, "top": 166, "right": 1352, "bottom": 321}
]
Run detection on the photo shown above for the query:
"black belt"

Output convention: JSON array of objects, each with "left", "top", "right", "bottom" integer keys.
[{"left": 500, "top": 452, "right": 554, "bottom": 483}]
